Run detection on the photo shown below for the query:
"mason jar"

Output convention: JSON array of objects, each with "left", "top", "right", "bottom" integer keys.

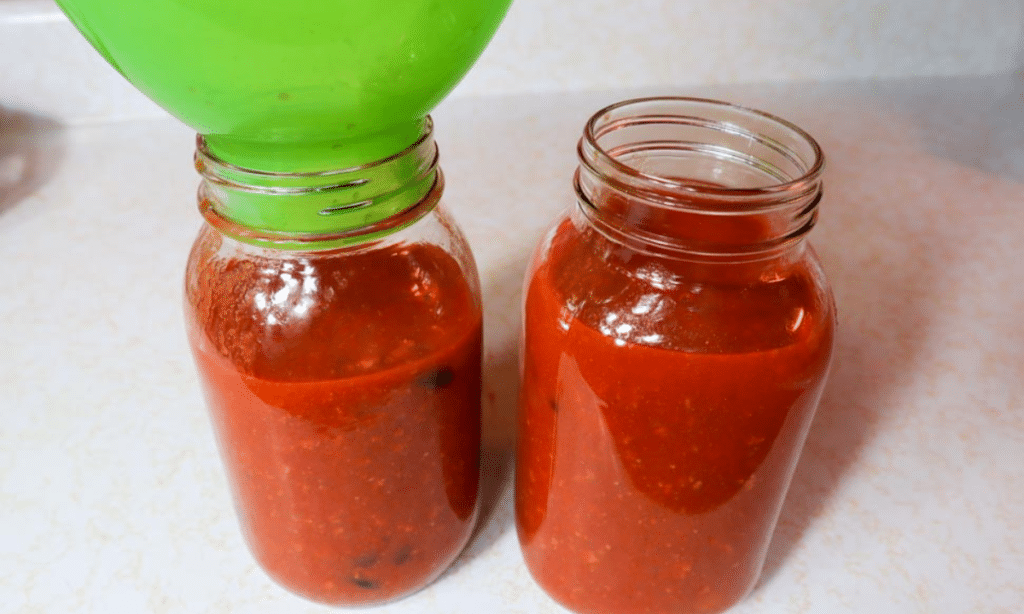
[
  {"left": 517, "top": 97, "right": 836, "bottom": 614},
  {"left": 184, "top": 119, "right": 482, "bottom": 605}
]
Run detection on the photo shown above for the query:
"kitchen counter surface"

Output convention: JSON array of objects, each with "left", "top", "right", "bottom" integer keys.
[{"left": 1, "top": 75, "right": 1022, "bottom": 613}]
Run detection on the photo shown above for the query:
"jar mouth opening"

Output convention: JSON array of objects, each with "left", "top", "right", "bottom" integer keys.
[
  {"left": 193, "top": 117, "right": 440, "bottom": 246},
  {"left": 195, "top": 117, "right": 434, "bottom": 190},
  {"left": 582, "top": 97, "right": 824, "bottom": 203}
]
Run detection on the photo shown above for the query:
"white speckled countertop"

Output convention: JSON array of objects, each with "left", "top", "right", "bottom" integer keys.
[{"left": 2, "top": 74, "right": 1022, "bottom": 613}]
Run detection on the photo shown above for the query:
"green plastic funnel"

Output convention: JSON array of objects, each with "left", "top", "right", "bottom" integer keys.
[{"left": 55, "top": 0, "right": 511, "bottom": 173}]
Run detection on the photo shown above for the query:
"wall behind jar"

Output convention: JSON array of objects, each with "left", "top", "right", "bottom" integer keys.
[{"left": 2, "top": 0, "right": 1022, "bottom": 124}]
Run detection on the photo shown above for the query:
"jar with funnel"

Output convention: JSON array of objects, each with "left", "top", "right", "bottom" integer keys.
[{"left": 54, "top": 0, "right": 511, "bottom": 604}]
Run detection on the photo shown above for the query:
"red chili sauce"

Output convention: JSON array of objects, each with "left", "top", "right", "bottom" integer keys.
[
  {"left": 185, "top": 234, "right": 481, "bottom": 605},
  {"left": 517, "top": 203, "right": 835, "bottom": 614}
]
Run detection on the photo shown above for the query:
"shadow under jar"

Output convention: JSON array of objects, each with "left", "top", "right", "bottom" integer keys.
[
  {"left": 184, "top": 119, "right": 482, "bottom": 606},
  {"left": 516, "top": 98, "right": 837, "bottom": 614}
]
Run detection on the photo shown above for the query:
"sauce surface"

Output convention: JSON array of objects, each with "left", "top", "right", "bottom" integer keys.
[
  {"left": 186, "top": 232, "right": 481, "bottom": 605},
  {"left": 517, "top": 217, "right": 834, "bottom": 614}
]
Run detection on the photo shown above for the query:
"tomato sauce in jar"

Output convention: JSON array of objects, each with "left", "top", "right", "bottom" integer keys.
[
  {"left": 516, "top": 98, "right": 836, "bottom": 614},
  {"left": 184, "top": 126, "right": 482, "bottom": 605}
]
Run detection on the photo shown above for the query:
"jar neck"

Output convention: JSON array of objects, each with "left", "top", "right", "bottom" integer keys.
[
  {"left": 195, "top": 117, "right": 441, "bottom": 249},
  {"left": 574, "top": 97, "right": 824, "bottom": 263}
]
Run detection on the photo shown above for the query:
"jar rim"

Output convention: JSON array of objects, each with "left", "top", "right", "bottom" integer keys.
[
  {"left": 195, "top": 117, "right": 434, "bottom": 187},
  {"left": 193, "top": 117, "right": 440, "bottom": 246},
  {"left": 582, "top": 96, "right": 824, "bottom": 200}
]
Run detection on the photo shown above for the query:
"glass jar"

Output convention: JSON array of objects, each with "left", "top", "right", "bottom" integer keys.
[
  {"left": 184, "top": 119, "right": 482, "bottom": 606},
  {"left": 516, "top": 98, "right": 836, "bottom": 614}
]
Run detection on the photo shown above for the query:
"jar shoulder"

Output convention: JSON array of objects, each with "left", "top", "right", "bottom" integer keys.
[
  {"left": 526, "top": 217, "right": 835, "bottom": 355},
  {"left": 185, "top": 215, "right": 481, "bottom": 381}
]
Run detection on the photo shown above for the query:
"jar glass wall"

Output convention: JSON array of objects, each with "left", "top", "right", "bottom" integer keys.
[
  {"left": 184, "top": 121, "right": 482, "bottom": 606},
  {"left": 516, "top": 97, "right": 836, "bottom": 614}
]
